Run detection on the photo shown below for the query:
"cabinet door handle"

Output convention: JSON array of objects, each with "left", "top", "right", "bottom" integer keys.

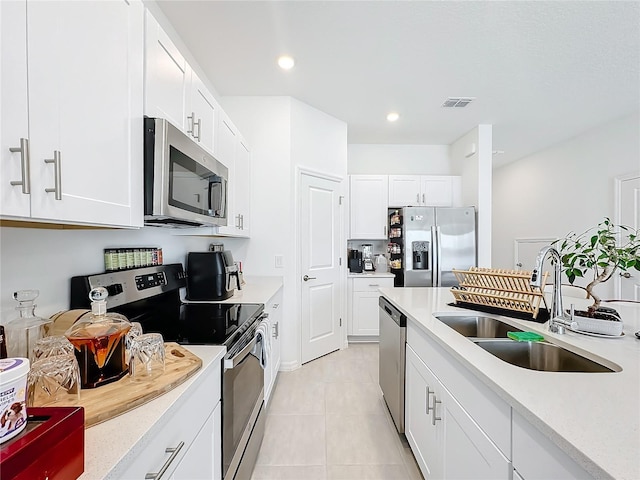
[
  {"left": 620, "top": 272, "right": 632, "bottom": 279},
  {"left": 303, "top": 275, "right": 316, "bottom": 281},
  {"left": 187, "top": 112, "right": 195, "bottom": 135},
  {"left": 432, "top": 397, "right": 442, "bottom": 425},
  {"left": 145, "top": 441, "right": 185, "bottom": 479},
  {"left": 273, "top": 321, "right": 279, "bottom": 339},
  {"left": 383, "top": 225, "right": 387, "bottom": 236},
  {"left": 272, "top": 303, "right": 279, "bottom": 309},
  {"left": 368, "top": 284, "right": 380, "bottom": 287},
  {"left": 44, "top": 151, "right": 62, "bottom": 200},
  {"left": 422, "top": 193, "right": 425, "bottom": 204},
  {"left": 235, "top": 214, "right": 241, "bottom": 228},
  {"left": 194, "top": 118, "right": 201, "bottom": 142},
  {"left": 240, "top": 214, "right": 244, "bottom": 230},
  {"left": 426, "top": 387, "right": 435, "bottom": 414},
  {"left": 9, "top": 138, "right": 31, "bottom": 194},
  {"left": 416, "top": 193, "right": 420, "bottom": 203}
]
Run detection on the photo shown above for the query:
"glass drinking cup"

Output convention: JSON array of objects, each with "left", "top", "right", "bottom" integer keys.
[
  {"left": 129, "top": 333, "right": 165, "bottom": 380},
  {"left": 125, "top": 322, "right": 143, "bottom": 365},
  {"left": 27, "top": 353, "right": 81, "bottom": 407},
  {"left": 32, "top": 335, "right": 75, "bottom": 361}
]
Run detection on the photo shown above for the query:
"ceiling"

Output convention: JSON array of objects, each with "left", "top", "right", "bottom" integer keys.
[{"left": 156, "top": 1, "right": 640, "bottom": 167}]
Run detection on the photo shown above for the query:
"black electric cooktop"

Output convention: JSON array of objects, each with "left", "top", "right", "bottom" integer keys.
[{"left": 115, "top": 295, "right": 264, "bottom": 346}]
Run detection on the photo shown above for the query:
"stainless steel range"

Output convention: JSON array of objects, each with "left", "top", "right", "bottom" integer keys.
[{"left": 70, "top": 264, "right": 266, "bottom": 480}]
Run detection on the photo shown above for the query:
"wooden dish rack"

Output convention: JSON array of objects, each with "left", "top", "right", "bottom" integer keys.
[{"left": 450, "top": 267, "right": 549, "bottom": 319}]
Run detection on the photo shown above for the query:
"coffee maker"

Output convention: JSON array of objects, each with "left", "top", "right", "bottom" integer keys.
[
  {"left": 186, "top": 251, "right": 241, "bottom": 301},
  {"left": 348, "top": 249, "right": 363, "bottom": 273},
  {"left": 361, "top": 244, "right": 375, "bottom": 272}
]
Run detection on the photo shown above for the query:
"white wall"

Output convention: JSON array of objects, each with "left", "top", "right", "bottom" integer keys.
[
  {"left": 492, "top": 112, "right": 640, "bottom": 296},
  {"left": 292, "top": 99, "right": 348, "bottom": 178},
  {"left": 221, "top": 96, "right": 348, "bottom": 370},
  {"left": 348, "top": 144, "right": 451, "bottom": 174},
  {"left": 451, "top": 125, "right": 493, "bottom": 267},
  {"left": 0, "top": 226, "right": 213, "bottom": 321}
]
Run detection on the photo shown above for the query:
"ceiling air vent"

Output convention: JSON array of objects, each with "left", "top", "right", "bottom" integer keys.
[{"left": 442, "top": 97, "right": 475, "bottom": 108}]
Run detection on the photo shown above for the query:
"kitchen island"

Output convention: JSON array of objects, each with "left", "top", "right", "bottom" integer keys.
[{"left": 380, "top": 287, "right": 640, "bottom": 480}]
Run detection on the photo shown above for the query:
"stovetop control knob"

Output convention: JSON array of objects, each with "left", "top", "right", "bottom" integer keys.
[{"left": 105, "top": 283, "right": 123, "bottom": 297}]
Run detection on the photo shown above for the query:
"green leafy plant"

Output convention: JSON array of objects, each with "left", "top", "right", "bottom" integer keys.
[{"left": 553, "top": 218, "right": 639, "bottom": 314}]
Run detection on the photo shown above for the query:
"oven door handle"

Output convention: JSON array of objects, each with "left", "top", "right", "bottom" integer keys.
[{"left": 224, "top": 336, "right": 257, "bottom": 369}]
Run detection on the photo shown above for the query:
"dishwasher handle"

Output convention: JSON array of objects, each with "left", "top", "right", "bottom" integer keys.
[{"left": 379, "top": 297, "right": 406, "bottom": 327}]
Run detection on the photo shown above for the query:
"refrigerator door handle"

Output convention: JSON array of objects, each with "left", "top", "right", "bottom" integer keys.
[
  {"left": 436, "top": 226, "right": 442, "bottom": 286},
  {"left": 430, "top": 225, "right": 438, "bottom": 286}
]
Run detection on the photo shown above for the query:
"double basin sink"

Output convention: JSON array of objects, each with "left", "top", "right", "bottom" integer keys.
[{"left": 435, "top": 315, "right": 619, "bottom": 373}]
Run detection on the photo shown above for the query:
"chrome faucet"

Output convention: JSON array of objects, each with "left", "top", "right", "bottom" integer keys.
[{"left": 530, "top": 246, "right": 571, "bottom": 334}]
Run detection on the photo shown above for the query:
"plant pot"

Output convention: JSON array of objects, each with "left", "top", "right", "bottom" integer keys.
[{"left": 565, "top": 307, "right": 623, "bottom": 336}]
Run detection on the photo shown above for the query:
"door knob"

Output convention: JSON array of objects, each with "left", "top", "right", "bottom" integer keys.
[
  {"left": 620, "top": 271, "right": 632, "bottom": 279},
  {"left": 303, "top": 275, "right": 316, "bottom": 281}
]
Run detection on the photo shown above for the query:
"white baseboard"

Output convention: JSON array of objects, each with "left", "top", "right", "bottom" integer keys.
[
  {"left": 278, "top": 359, "right": 300, "bottom": 372},
  {"left": 347, "top": 335, "right": 380, "bottom": 343}
]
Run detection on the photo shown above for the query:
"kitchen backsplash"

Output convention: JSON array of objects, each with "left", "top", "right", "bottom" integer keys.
[
  {"left": 347, "top": 240, "right": 388, "bottom": 256},
  {"left": 0, "top": 226, "right": 247, "bottom": 324}
]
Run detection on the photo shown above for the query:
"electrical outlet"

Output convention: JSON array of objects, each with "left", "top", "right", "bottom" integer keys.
[{"left": 275, "top": 255, "right": 284, "bottom": 268}]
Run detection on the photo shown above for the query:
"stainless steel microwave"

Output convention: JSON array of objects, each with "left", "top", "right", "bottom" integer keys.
[{"left": 144, "top": 117, "right": 228, "bottom": 227}]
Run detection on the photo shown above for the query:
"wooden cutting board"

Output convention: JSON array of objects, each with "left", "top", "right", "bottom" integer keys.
[{"left": 32, "top": 343, "right": 202, "bottom": 427}]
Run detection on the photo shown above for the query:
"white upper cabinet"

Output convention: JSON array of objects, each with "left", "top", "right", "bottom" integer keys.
[
  {"left": 188, "top": 71, "right": 219, "bottom": 154},
  {"left": 144, "top": 12, "right": 220, "bottom": 155},
  {"left": 349, "top": 175, "right": 389, "bottom": 240},
  {"left": 388, "top": 175, "right": 461, "bottom": 207},
  {"left": 144, "top": 10, "right": 189, "bottom": 131},
  {"left": 1, "top": 0, "right": 144, "bottom": 227},
  {"left": 1, "top": 0, "right": 30, "bottom": 218},
  {"left": 234, "top": 138, "right": 251, "bottom": 236},
  {"left": 215, "top": 112, "right": 251, "bottom": 237}
]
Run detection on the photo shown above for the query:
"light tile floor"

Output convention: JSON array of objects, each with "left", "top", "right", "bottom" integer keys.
[{"left": 251, "top": 343, "right": 423, "bottom": 480}]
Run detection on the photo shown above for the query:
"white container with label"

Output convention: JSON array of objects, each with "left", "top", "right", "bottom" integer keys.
[{"left": 0, "top": 357, "right": 30, "bottom": 444}]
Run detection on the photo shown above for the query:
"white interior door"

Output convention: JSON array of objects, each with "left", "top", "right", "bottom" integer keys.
[
  {"left": 617, "top": 175, "right": 640, "bottom": 300},
  {"left": 514, "top": 238, "right": 556, "bottom": 272},
  {"left": 300, "top": 172, "right": 342, "bottom": 364}
]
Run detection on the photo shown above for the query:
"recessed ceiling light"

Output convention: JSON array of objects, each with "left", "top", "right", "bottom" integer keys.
[
  {"left": 277, "top": 55, "right": 295, "bottom": 70},
  {"left": 387, "top": 112, "right": 400, "bottom": 122}
]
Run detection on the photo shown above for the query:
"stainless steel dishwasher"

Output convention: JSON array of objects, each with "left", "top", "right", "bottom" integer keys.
[{"left": 379, "top": 296, "right": 407, "bottom": 434}]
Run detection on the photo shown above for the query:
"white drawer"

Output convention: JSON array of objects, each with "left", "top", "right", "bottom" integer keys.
[
  {"left": 118, "top": 362, "right": 220, "bottom": 479},
  {"left": 352, "top": 276, "right": 394, "bottom": 292}
]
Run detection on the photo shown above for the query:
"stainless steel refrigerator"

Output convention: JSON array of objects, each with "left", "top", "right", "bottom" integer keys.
[{"left": 388, "top": 206, "right": 476, "bottom": 287}]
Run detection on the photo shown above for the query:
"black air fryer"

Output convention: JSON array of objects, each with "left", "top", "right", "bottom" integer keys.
[{"left": 186, "top": 251, "right": 240, "bottom": 301}]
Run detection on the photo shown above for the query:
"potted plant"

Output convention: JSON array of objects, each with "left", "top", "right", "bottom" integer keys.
[{"left": 553, "top": 217, "right": 639, "bottom": 318}]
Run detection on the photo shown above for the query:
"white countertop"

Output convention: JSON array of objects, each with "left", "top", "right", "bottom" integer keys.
[
  {"left": 379, "top": 287, "right": 640, "bottom": 480},
  {"left": 182, "top": 275, "right": 283, "bottom": 304},
  {"left": 348, "top": 271, "right": 395, "bottom": 278},
  {"left": 79, "top": 345, "right": 226, "bottom": 480}
]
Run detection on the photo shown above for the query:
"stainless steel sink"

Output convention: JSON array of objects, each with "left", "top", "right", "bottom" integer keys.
[
  {"left": 435, "top": 315, "right": 523, "bottom": 338},
  {"left": 472, "top": 340, "right": 619, "bottom": 373}
]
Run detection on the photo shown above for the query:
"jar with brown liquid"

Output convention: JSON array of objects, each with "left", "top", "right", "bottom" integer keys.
[{"left": 65, "top": 287, "right": 131, "bottom": 388}]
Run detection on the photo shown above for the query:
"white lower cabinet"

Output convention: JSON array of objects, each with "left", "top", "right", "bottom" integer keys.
[
  {"left": 348, "top": 277, "right": 394, "bottom": 337},
  {"left": 264, "top": 287, "right": 283, "bottom": 405},
  {"left": 512, "top": 411, "right": 592, "bottom": 480},
  {"left": 171, "top": 403, "right": 221, "bottom": 480},
  {"left": 120, "top": 360, "right": 222, "bottom": 479},
  {"left": 406, "top": 345, "right": 511, "bottom": 480}
]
